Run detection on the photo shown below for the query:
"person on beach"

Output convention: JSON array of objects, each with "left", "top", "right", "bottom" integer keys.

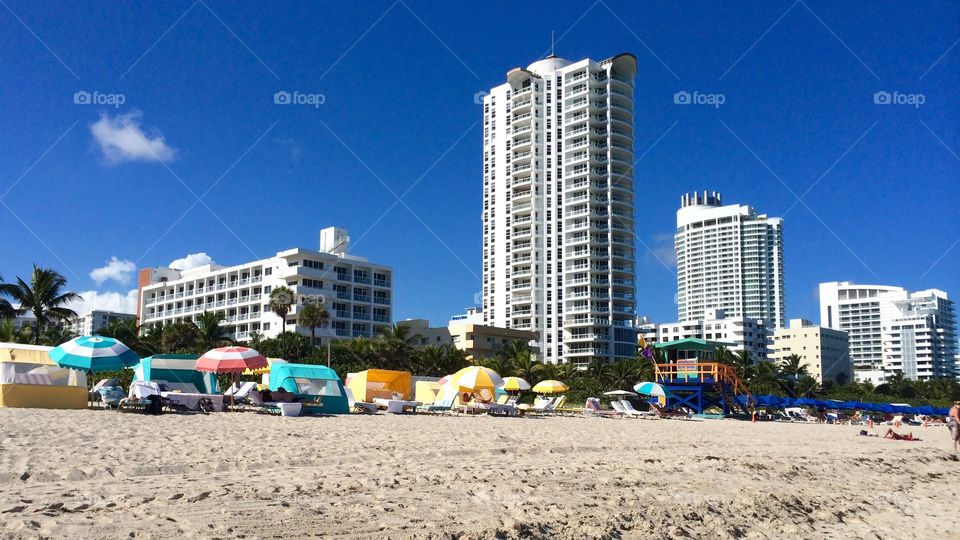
[
  {"left": 948, "top": 401, "right": 960, "bottom": 451},
  {"left": 883, "top": 429, "right": 918, "bottom": 441}
]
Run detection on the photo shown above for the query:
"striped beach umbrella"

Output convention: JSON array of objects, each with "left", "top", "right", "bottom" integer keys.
[
  {"left": 633, "top": 381, "right": 671, "bottom": 398},
  {"left": 532, "top": 379, "right": 569, "bottom": 394},
  {"left": 50, "top": 336, "right": 139, "bottom": 372},
  {"left": 450, "top": 366, "right": 503, "bottom": 392},
  {"left": 195, "top": 346, "right": 267, "bottom": 374},
  {"left": 500, "top": 376, "right": 531, "bottom": 392}
]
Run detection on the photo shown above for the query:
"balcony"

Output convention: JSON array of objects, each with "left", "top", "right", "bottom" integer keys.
[
  {"left": 512, "top": 163, "right": 532, "bottom": 175},
  {"left": 374, "top": 297, "right": 390, "bottom": 305},
  {"left": 374, "top": 279, "right": 390, "bottom": 288}
]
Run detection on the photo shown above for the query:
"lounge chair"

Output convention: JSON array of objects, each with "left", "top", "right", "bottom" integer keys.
[
  {"left": 620, "top": 400, "right": 658, "bottom": 418},
  {"left": 649, "top": 402, "right": 692, "bottom": 419},
  {"left": 611, "top": 400, "right": 638, "bottom": 417},
  {"left": 346, "top": 388, "right": 378, "bottom": 414},
  {"left": 90, "top": 378, "right": 117, "bottom": 403},
  {"left": 98, "top": 386, "right": 126, "bottom": 410},
  {"left": 425, "top": 394, "right": 456, "bottom": 414},
  {"left": 518, "top": 396, "right": 555, "bottom": 415},
  {"left": 583, "top": 398, "right": 621, "bottom": 418}
]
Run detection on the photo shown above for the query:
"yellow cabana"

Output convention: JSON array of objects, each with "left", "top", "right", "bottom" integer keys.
[
  {"left": 0, "top": 343, "right": 87, "bottom": 409},
  {"left": 346, "top": 369, "right": 412, "bottom": 401},
  {"left": 415, "top": 380, "right": 442, "bottom": 405}
]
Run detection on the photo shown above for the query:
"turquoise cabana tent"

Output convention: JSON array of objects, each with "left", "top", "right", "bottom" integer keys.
[
  {"left": 269, "top": 363, "right": 348, "bottom": 414},
  {"left": 132, "top": 355, "right": 219, "bottom": 394}
]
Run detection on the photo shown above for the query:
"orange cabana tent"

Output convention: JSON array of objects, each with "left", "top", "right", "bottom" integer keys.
[{"left": 346, "top": 369, "right": 412, "bottom": 401}]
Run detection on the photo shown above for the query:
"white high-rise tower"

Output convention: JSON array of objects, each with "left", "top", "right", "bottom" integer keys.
[
  {"left": 675, "top": 192, "right": 786, "bottom": 329},
  {"left": 480, "top": 53, "right": 638, "bottom": 366}
]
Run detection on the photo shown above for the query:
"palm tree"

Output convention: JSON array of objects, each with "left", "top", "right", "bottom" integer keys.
[
  {"left": 587, "top": 358, "right": 611, "bottom": 384},
  {"left": 510, "top": 350, "right": 545, "bottom": 382},
  {"left": 0, "top": 319, "right": 15, "bottom": 342},
  {"left": 555, "top": 361, "right": 577, "bottom": 381},
  {"left": 298, "top": 302, "right": 329, "bottom": 347},
  {"left": 608, "top": 359, "right": 641, "bottom": 390},
  {"left": 97, "top": 318, "right": 156, "bottom": 357},
  {"left": 778, "top": 353, "right": 810, "bottom": 397},
  {"left": 40, "top": 325, "right": 76, "bottom": 346},
  {"left": 268, "top": 287, "right": 295, "bottom": 331},
  {"left": 0, "top": 274, "right": 15, "bottom": 320},
  {"left": 376, "top": 324, "right": 421, "bottom": 371},
  {"left": 194, "top": 311, "right": 235, "bottom": 350},
  {"left": 0, "top": 266, "right": 81, "bottom": 344},
  {"left": 497, "top": 339, "right": 531, "bottom": 364}
]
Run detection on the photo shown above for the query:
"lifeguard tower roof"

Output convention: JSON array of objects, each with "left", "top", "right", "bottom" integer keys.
[{"left": 655, "top": 337, "right": 735, "bottom": 351}]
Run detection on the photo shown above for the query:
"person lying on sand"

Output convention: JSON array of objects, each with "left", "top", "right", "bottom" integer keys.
[
  {"left": 883, "top": 429, "right": 919, "bottom": 441},
  {"left": 858, "top": 430, "right": 877, "bottom": 438}
]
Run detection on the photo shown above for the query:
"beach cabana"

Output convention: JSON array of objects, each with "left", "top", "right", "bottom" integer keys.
[
  {"left": 346, "top": 369, "right": 412, "bottom": 401},
  {"left": 0, "top": 343, "right": 87, "bottom": 409},
  {"left": 132, "top": 355, "right": 219, "bottom": 394},
  {"left": 415, "top": 380, "right": 442, "bottom": 405},
  {"left": 269, "top": 363, "right": 348, "bottom": 414}
]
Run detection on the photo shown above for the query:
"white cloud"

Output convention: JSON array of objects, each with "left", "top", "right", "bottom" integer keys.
[
  {"left": 89, "top": 257, "right": 136, "bottom": 286},
  {"left": 68, "top": 289, "right": 139, "bottom": 316},
  {"left": 169, "top": 252, "right": 214, "bottom": 271},
  {"left": 90, "top": 111, "right": 176, "bottom": 164},
  {"left": 645, "top": 233, "right": 678, "bottom": 268}
]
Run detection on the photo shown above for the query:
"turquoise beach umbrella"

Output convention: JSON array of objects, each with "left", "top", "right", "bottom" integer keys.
[
  {"left": 633, "top": 381, "right": 672, "bottom": 398},
  {"left": 50, "top": 336, "right": 139, "bottom": 372}
]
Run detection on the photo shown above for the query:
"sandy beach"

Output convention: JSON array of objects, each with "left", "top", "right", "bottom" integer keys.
[{"left": 0, "top": 409, "right": 955, "bottom": 539}]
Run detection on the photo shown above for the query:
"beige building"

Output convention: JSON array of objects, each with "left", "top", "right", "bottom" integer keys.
[
  {"left": 773, "top": 319, "right": 851, "bottom": 384},
  {"left": 401, "top": 309, "right": 538, "bottom": 361}
]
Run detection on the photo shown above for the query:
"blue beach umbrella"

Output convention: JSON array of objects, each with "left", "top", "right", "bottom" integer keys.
[{"left": 50, "top": 336, "right": 140, "bottom": 372}]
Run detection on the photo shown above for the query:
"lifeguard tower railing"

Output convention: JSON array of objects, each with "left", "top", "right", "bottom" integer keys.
[{"left": 653, "top": 362, "right": 755, "bottom": 414}]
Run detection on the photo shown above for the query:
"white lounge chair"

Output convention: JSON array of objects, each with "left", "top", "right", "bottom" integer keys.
[
  {"left": 519, "top": 396, "right": 555, "bottom": 415},
  {"left": 583, "top": 398, "right": 621, "bottom": 418},
  {"left": 346, "top": 388, "right": 377, "bottom": 414},
  {"left": 620, "top": 400, "right": 658, "bottom": 418}
]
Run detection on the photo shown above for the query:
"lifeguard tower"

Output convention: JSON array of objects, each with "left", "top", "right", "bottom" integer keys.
[{"left": 653, "top": 338, "right": 754, "bottom": 415}]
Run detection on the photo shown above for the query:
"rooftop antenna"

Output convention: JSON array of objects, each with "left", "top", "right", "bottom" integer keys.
[{"left": 550, "top": 30, "right": 555, "bottom": 57}]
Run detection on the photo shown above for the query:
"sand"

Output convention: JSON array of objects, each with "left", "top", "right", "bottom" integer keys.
[{"left": 0, "top": 408, "right": 955, "bottom": 539}]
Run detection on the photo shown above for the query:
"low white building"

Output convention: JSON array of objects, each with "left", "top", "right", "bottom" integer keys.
[
  {"left": 772, "top": 319, "right": 851, "bottom": 385},
  {"left": 638, "top": 309, "right": 772, "bottom": 362},
  {"left": 137, "top": 227, "right": 393, "bottom": 344},
  {"left": 820, "top": 282, "right": 957, "bottom": 383},
  {"left": 880, "top": 290, "right": 957, "bottom": 381},
  {"left": 70, "top": 310, "right": 135, "bottom": 336}
]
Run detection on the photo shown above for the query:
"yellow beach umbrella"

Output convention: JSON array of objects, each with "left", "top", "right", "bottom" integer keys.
[
  {"left": 500, "top": 376, "right": 531, "bottom": 392},
  {"left": 450, "top": 366, "right": 504, "bottom": 401},
  {"left": 532, "top": 379, "right": 569, "bottom": 394}
]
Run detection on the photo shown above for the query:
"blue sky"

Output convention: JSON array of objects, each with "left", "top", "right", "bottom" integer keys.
[{"left": 0, "top": 0, "right": 958, "bottom": 326}]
